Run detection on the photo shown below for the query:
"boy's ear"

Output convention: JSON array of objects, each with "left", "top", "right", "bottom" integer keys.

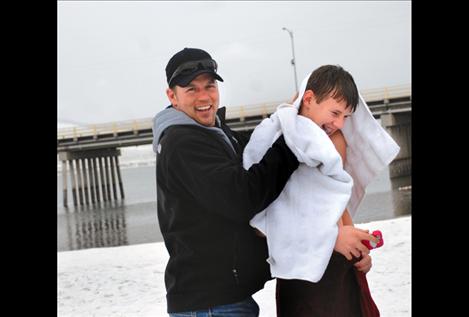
[{"left": 302, "top": 89, "right": 315, "bottom": 106}]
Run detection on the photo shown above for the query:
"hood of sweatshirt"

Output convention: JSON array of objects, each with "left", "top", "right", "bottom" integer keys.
[{"left": 152, "top": 105, "right": 234, "bottom": 154}]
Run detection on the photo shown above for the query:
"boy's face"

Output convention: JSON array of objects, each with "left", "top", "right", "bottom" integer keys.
[
  {"left": 299, "top": 90, "right": 352, "bottom": 136},
  {"left": 166, "top": 73, "right": 220, "bottom": 127}
]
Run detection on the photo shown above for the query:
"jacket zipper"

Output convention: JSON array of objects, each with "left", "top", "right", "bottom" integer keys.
[{"left": 232, "top": 232, "right": 240, "bottom": 285}]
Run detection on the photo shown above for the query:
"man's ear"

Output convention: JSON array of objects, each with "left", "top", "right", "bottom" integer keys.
[{"left": 166, "top": 88, "right": 178, "bottom": 108}]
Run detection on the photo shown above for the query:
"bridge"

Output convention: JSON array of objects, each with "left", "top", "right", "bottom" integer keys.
[{"left": 58, "top": 84, "right": 411, "bottom": 207}]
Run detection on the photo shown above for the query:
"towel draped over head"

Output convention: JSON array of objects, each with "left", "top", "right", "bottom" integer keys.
[
  {"left": 291, "top": 72, "right": 401, "bottom": 217},
  {"left": 243, "top": 72, "right": 400, "bottom": 283}
]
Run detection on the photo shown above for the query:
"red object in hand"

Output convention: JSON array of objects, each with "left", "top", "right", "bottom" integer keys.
[{"left": 362, "top": 230, "right": 383, "bottom": 250}]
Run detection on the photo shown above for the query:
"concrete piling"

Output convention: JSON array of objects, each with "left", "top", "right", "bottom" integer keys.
[
  {"left": 381, "top": 112, "right": 411, "bottom": 179},
  {"left": 59, "top": 149, "right": 122, "bottom": 207},
  {"left": 99, "top": 156, "right": 107, "bottom": 202},
  {"left": 62, "top": 160, "right": 68, "bottom": 207},
  {"left": 93, "top": 157, "right": 101, "bottom": 203},
  {"left": 115, "top": 156, "right": 125, "bottom": 199},
  {"left": 76, "top": 159, "right": 84, "bottom": 206},
  {"left": 69, "top": 159, "right": 77, "bottom": 206},
  {"left": 82, "top": 159, "right": 90, "bottom": 205},
  {"left": 110, "top": 155, "right": 118, "bottom": 201},
  {"left": 88, "top": 158, "right": 96, "bottom": 204},
  {"left": 104, "top": 156, "right": 112, "bottom": 201}
]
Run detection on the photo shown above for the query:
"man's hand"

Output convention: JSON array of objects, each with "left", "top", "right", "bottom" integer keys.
[
  {"left": 334, "top": 225, "right": 378, "bottom": 260},
  {"left": 254, "top": 229, "right": 266, "bottom": 238},
  {"left": 289, "top": 91, "right": 299, "bottom": 104},
  {"left": 354, "top": 253, "right": 372, "bottom": 273}
]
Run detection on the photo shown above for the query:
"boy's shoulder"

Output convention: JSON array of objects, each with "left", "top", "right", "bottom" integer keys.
[
  {"left": 330, "top": 130, "right": 347, "bottom": 161},
  {"left": 330, "top": 129, "right": 345, "bottom": 143}
]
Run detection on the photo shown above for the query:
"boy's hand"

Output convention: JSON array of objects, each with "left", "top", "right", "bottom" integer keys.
[
  {"left": 334, "top": 225, "right": 377, "bottom": 260},
  {"left": 354, "top": 253, "right": 372, "bottom": 273}
]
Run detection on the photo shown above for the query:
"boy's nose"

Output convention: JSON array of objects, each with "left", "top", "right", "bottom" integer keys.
[{"left": 333, "top": 116, "right": 345, "bottom": 129}]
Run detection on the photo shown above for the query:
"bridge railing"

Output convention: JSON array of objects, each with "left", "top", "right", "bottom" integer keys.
[
  {"left": 58, "top": 118, "right": 153, "bottom": 141},
  {"left": 225, "top": 101, "right": 284, "bottom": 120},
  {"left": 58, "top": 84, "right": 410, "bottom": 140},
  {"left": 360, "top": 84, "right": 411, "bottom": 102},
  {"left": 224, "top": 84, "right": 411, "bottom": 119}
]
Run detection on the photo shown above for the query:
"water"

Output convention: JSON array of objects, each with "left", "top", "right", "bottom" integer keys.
[
  {"left": 58, "top": 165, "right": 160, "bottom": 252},
  {"left": 57, "top": 165, "right": 411, "bottom": 252}
]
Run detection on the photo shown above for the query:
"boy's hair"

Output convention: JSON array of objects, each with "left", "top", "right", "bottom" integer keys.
[{"left": 303, "top": 65, "right": 359, "bottom": 112}]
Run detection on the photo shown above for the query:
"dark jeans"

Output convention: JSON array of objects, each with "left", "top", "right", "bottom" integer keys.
[{"left": 169, "top": 296, "right": 259, "bottom": 317}]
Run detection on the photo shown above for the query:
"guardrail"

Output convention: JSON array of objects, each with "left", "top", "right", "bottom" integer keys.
[
  {"left": 58, "top": 84, "right": 410, "bottom": 140},
  {"left": 360, "top": 84, "right": 411, "bottom": 102},
  {"left": 58, "top": 118, "right": 153, "bottom": 141}
]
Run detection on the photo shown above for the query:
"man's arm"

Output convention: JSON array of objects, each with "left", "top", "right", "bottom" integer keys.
[{"left": 159, "top": 126, "right": 299, "bottom": 223}]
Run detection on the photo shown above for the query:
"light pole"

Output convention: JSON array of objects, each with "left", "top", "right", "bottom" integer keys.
[{"left": 282, "top": 27, "right": 299, "bottom": 93}]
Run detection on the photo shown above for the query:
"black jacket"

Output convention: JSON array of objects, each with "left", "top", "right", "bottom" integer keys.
[{"left": 153, "top": 106, "right": 299, "bottom": 313}]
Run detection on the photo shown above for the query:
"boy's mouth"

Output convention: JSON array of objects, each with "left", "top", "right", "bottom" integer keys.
[{"left": 322, "top": 125, "right": 334, "bottom": 135}]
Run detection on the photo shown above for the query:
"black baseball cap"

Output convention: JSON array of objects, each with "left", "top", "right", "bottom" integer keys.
[{"left": 165, "top": 48, "right": 224, "bottom": 87}]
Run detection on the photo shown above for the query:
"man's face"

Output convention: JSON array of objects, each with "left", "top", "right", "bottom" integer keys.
[
  {"left": 166, "top": 73, "right": 220, "bottom": 127},
  {"left": 299, "top": 90, "right": 352, "bottom": 136}
]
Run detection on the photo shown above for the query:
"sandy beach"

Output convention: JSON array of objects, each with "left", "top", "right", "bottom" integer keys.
[{"left": 58, "top": 215, "right": 411, "bottom": 317}]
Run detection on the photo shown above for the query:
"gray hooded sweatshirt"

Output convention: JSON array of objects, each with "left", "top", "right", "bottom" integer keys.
[{"left": 152, "top": 106, "right": 235, "bottom": 155}]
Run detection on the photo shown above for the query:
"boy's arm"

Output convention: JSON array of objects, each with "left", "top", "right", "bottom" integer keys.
[
  {"left": 330, "top": 130, "right": 354, "bottom": 226},
  {"left": 341, "top": 209, "right": 354, "bottom": 226},
  {"left": 330, "top": 129, "right": 347, "bottom": 163},
  {"left": 331, "top": 129, "right": 376, "bottom": 270}
]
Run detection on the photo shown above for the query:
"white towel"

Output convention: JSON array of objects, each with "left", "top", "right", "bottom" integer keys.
[
  {"left": 341, "top": 94, "right": 401, "bottom": 216},
  {"left": 290, "top": 72, "right": 401, "bottom": 216},
  {"left": 244, "top": 73, "right": 400, "bottom": 283},
  {"left": 244, "top": 103, "right": 353, "bottom": 283}
]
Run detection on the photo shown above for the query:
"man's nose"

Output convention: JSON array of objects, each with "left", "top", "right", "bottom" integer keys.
[{"left": 197, "top": 89, "right": 210, "bottom": 101}]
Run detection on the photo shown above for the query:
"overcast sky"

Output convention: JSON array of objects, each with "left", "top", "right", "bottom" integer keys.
[{"left": 58, "top": 1, "right": 411, "bottom": 126}]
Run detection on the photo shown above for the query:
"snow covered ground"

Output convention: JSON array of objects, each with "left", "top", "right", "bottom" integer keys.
[{"left": 58, "top": 216, "right": 411, "bottom": 317}]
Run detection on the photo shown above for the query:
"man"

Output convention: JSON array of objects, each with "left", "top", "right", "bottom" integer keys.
[
  {"left": 153, "top": 48, "right": 375, "bottom": 316},
  {"left": 152, "top": 47, "right": 300, "bottom": 316}
]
